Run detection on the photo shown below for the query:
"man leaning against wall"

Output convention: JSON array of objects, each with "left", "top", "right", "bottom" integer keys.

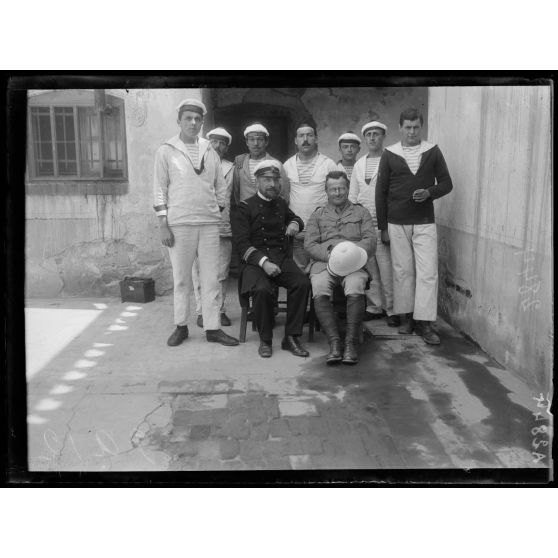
[{"left": 376, "top": 107, "right": 453, "bottom": 345}]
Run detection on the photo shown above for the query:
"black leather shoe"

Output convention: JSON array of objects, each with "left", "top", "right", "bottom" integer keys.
[
  {"left": 220, "top": 313, "right": 231, "bottom": 327},
  {"left": 326, "top": 339, "right": 343, "bottom": 364},
  {"left": 364, "top": 310, "right": 386, "bottom": 321},
  {"left": 342, "top": 340, "right": 358, "bottom": 364},
  {"left": 196, "top": 315, "right": 203, "bottom": 328},
  {"left": 258, "top": 341, "right": 272, "bottom": 358},
  {"left": 206, "top": 329, "right": 239, "bottom": 346},
  {"left": 416, "top": 322, "right": 440, "bottom": 345},
  {"left": 167, "top": 325, "right": 189, "bottom": 346},
  {"left": 281, "top": 335, "right": 309, "bottom": 357},
  {"left": 398, "top": 315, "right": 415, "bottom": 334},
  {"left": 386, "top": 315, "right": 401, "bottom": 327}
]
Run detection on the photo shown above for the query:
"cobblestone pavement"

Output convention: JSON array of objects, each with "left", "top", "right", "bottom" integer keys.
[{"left": 25, "top": 282, "right": 552, "bottom": 473}]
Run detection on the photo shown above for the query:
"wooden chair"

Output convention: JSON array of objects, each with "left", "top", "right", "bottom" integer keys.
[{"left": 238, "top": 284, "right": 290, "bottom": 343}]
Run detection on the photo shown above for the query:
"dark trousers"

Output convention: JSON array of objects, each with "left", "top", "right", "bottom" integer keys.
[{"left": 241, "top": 259, "right": 310, "bottom": 342}]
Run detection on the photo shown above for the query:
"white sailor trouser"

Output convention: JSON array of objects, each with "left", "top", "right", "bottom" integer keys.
[
  {"left": 192, "top": 237, "right": 232, "bottom": 315},
  {"left": 365, "top": 236, "right": 395, "bottom": 316},
  {"left": 388, "top": 223, "right": 438, "bottom": 322},
  {"left": 168, "top": 224, "right": 221, "bottom": 330}
]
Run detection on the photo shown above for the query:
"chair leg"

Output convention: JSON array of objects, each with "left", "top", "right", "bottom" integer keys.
[
  {"left": 239, "top": 307, "right": 247, "bottom": 343},
  {"left": 308, "top": 297, "right": 315, "bottom": 342}
]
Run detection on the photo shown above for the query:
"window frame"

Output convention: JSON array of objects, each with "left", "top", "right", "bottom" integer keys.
[{"left": 26, "top": 90, "right": 129, "bottom": 195}]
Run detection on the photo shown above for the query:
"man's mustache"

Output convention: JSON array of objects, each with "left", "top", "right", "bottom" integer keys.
[{"left": 302, "top": 142, "right": 310, "bottom": 146}]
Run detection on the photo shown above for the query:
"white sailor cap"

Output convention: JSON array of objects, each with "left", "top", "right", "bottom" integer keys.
[
  {"left": 362, "top": 121, "right": 387, "bottom": 135},
  {"left": 338, "top": 132, "right": 361, "bottom": 145},
  {"left": 253, "top": 159, "right": 282, "bottom": 177},
  {"left": 244, "top": 123, "right": 269, "bottom": 137},
  {"left": 206, "top": 127, "right": 232, "bottom": 145},
  {"left": 176, "top": 98, "right": 207, "bottom": 116}
]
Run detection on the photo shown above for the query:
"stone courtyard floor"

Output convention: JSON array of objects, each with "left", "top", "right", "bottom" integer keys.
[{"left": 25, "top": 280, "right": 552, "bottom": 475}]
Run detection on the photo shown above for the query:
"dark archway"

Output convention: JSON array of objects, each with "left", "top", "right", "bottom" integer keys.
[{"left": 213, "top": 102, "right": 313, "bottom": 163}]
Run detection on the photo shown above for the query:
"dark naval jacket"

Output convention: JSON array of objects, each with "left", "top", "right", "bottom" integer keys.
[{"left": 232, "top": 193, "right": 304, "bottom": 270}]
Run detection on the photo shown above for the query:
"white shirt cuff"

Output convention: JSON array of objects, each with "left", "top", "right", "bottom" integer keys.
[
  {"left": 156, "top": 209, "right": 168, "bottom": 216},
  {"left": 258, "top": 256, "right": 269, "bottom": 268}
]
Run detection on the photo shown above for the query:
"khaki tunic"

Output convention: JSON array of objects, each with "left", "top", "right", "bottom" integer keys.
[{"left": 304, "top": 201, "right": 377, "bottom": 275}]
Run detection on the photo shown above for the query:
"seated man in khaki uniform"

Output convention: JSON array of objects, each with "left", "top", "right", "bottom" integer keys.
[{"left": 304, "top": 170, "right": 376, "bottom": 365}]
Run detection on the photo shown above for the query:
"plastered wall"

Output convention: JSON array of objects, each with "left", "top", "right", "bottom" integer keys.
[
  {"left": 429, "top": 86, "right": 552, "bottom": 390},
  {"left": 25, "top": 88, "right": 205, "bottom": 297}
]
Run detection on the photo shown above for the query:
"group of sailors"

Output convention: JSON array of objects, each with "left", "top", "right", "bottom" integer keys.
[{"left": 153, "top": 98, "right": 453, "bottom": 364}]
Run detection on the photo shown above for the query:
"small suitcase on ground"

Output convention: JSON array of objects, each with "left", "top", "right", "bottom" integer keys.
[{"left": 119, "top": 276, "right": 155, "bottom": 303}]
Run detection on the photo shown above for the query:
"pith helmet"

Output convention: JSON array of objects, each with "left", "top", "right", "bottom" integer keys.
[{"left": 327, "top": 241, "right": 368, "bottom": 277}]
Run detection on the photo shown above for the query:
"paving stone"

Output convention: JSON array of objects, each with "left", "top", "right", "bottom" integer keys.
[
  {"left": 169, "top": 426, "right": 189, "bottom": 443},
  {"left": 308, "top": 416, "right": 330, "bottom": 437},
  {"left": 247, "top": 404, "right": 268, "bottom": 425},
  {"left": 189, "top": 424, "right": 211, "bottom": 440},
  {"left": 196, "top": 441, "right": 220, "bottom": 460},
  {"left": 269, "top": 418, "right": 290, "bottom": 438},
  {"left": 227, "top": 394, "right": 247, "bottom": 410},
  {"left": 262, "top": 396, "right": 280, "bottom": 418},
  {"left": 324, "top": 433, "right": 368, "bottom": 457},
  {"left": 287, "top": 417, "right": 311, "bottom": 435},
  {"left": 225, "top": 414, "right": 250, "bottom": 439},
  {"left": 245, "top": 392, "right": 264, "bottom": 405},
  {"left": 262, "top": 440, "right": 286, "bottom": 460},
  {"left": 175, "top": 443, "right": 198, "bottom": 458},
  {"left": 210, "top": 424, "right": 228, "bottom": 438},
  {"left": 239, "top": 440, "right": 264, "bottom": 461},
  {"left": 173, "top": 410, "right": 194, "bottom": 426},
  {"left": 220, "top": 439, "right": 240, "bottom": 460},
  {"left": 327, "top": 418, "right": 354, "bottom": 436},
  {"left": 211, "top": 408, "right": 230, "bottom": 425},
  {"left": 175, "top": 394, "right": 228, "bottom": 410},
  {"left": 280, "top": 437, "right": 304, "bottom": 456},
  {"left": 250, "top": 422, "right": 270, "bottom": 441},
  {"left": 265, "top": 457, "right": 293, "bottom": 470},
  {"left": 375, "top": 433, "right": 406, "bottom": 467},
  {"left": 298, "top": 435, "right": 324, "bottom": 455},
  {"left": 278, "top": 398, "right": 319, "bottom": 417},
  {"left": 174, "top": 409, "right": 213, "bottom": 426}
]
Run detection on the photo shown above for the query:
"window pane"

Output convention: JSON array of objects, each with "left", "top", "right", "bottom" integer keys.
[
  {"left": 78, "top": 107, "right": 101, "bottom": 177},
  {"left": 102, "top": 106, "right": 124, "bottom": 178},
  {"left": 54, "top": 107, "right": 77, "bottom": 175},
  {"left": 31, "top": 107, "right": 54, "bottom": 176}
]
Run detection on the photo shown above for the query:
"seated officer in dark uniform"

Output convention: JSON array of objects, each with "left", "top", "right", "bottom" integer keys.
[{"left": 232, "top": 159, "right": 311, "bottom": 358}]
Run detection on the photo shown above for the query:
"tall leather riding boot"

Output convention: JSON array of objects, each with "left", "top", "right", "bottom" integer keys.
[
  {"left": 313, "top": 295, "right": 343, "bottom": 364},
  {"left": 343, "top": 295, "right": 365, "bottom": 364}
]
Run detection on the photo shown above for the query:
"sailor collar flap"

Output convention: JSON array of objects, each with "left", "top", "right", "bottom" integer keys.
[
  {"left": 221, "top": 159, "right": 234, "bottom": 175},
  {"left": 385, "top": 140, "right": 436, "bottom": 159},
  {"left": 292, "top": 152, "right": 328, "bottom": 181},
  {"left": 164, "top": 135, "right": 211, "bottom": 166}
]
